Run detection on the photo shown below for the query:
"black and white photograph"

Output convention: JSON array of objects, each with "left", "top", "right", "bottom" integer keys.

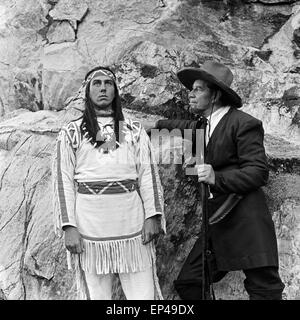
[{"left": 0, "top": 0, "right": 299, "bottom": 305}]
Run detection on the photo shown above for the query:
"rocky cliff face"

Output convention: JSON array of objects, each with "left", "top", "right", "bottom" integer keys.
[
  {"left": 0, "top": 107, "right": 299, "bottom": 300},
  {"left": 0, "top": 0, "right": 300, "bottom": 300},
  {"left": 1, "top": 0, "right": 300, "bottom": 144}
]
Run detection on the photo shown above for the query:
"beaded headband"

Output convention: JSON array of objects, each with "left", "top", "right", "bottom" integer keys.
[{"left": 86, "top": 69, "right": 116, "bottom": 83}]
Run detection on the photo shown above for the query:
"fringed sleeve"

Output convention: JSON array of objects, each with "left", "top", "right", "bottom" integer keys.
[
  {"left": 135, "top": 124, "right": 166, "bottom": 233},
  {"left": 52, "top": 127, "right": 77, "bottom": 235}
]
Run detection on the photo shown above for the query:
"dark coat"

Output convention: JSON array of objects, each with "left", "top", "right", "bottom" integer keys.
[{"left": 156, "top": 107, "right": 279, "bottom": 271}]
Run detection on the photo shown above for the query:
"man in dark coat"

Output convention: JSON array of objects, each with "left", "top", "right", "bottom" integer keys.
[{"left": 154, "top": 61, "right": 285, "bottom": 300}]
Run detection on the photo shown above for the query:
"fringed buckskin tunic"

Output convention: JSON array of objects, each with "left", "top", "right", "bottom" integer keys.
[{"left": 53, "top": 117, "right": 165, "bottom": 299}]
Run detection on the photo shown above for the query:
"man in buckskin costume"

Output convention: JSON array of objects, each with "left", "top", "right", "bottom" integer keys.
[
  {"left": 153, "top": 61, "right": 285, "bottom": 300},
  {"left": 53, "top": 66, "right": 165, "bottom": 300}
]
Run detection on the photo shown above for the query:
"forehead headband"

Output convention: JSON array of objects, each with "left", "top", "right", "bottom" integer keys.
[{"left": 86, "top": 69, "right": 116, "bottom": 83}]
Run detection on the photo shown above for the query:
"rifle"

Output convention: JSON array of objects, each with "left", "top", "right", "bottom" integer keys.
[{"left": 195, "top": 118, "right": 215, "bottom": 300}]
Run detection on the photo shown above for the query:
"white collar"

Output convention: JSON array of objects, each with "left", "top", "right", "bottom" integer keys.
[{"left": 205, "top": 106, "right": 231, "bottom": 144}]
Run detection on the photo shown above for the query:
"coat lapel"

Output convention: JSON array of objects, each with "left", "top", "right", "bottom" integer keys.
[{"left": 206, "top": 108, "right": 233, "bottom": 149}]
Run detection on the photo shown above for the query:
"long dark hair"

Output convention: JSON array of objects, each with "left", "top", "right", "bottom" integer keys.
[{"left": 80, "top": 66, "right": 125, "bottom": 148}]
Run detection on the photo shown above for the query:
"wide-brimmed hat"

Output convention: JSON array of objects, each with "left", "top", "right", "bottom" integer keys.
[{"left": 177, "top": 61, "right": 242, "bottom": 108}]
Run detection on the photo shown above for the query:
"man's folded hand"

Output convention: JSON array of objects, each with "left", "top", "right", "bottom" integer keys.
[
  {"left": 64, "top": 226, "right": 84, "bottom": 254},
  {"left": 142, "top": 215, "right": 162, "bottom": 245}
]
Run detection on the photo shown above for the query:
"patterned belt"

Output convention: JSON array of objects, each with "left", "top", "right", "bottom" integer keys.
[{"left": 77, "top": 179, "right": 138, "bottom": 195}]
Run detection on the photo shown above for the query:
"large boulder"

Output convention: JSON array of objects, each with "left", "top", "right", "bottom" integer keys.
[
  {"left": 0, "top": 106, "right": 299, "bottom": 300},
  {"left": 0, "top": 0, "right": 300, "bottom": 300},
  {"left": 0, "top": 0, "right": 299, "bottom": 144}
]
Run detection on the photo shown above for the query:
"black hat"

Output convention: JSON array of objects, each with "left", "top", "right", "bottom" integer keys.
[{"left": 177, "top": 61, "right": 242, "bottom": 108}]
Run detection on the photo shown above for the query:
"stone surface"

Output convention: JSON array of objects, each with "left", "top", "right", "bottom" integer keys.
[
  {"left": 0, "top": 0, "right": 300, "bottom": 300},
  {"left": 46, "top": 21, "right": 76, "bottom": 44},
  {"left": 41, "top": 42, "right": 87, "bottom": 111},
  {"left": 0, "top": 0, "right": 50, "bottom": 115},
  {"left": 0, "top": 107, "right": 299, "bottom": 300},
  {"left": 0, "top": 0, "right": 299, "bottom": 146},
  {"left": 256, "top": 1, "right": 297, "bottom": 3},
  {"left": 49, "top": 0, "right": 88, "bottom": 22}
]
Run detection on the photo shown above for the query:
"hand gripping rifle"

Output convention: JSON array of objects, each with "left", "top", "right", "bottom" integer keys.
[{"left": 195, "top": 117, "right": 215, "bottom": 300}]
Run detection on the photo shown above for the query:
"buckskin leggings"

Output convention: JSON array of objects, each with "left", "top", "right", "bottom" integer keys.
[{"left": 84, "top": 267, "right": 155, "bottom": 300}]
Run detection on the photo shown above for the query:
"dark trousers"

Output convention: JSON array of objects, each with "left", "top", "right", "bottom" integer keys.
[{"left": 174, "top": 237, "right": 285, "bottom": 300}]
